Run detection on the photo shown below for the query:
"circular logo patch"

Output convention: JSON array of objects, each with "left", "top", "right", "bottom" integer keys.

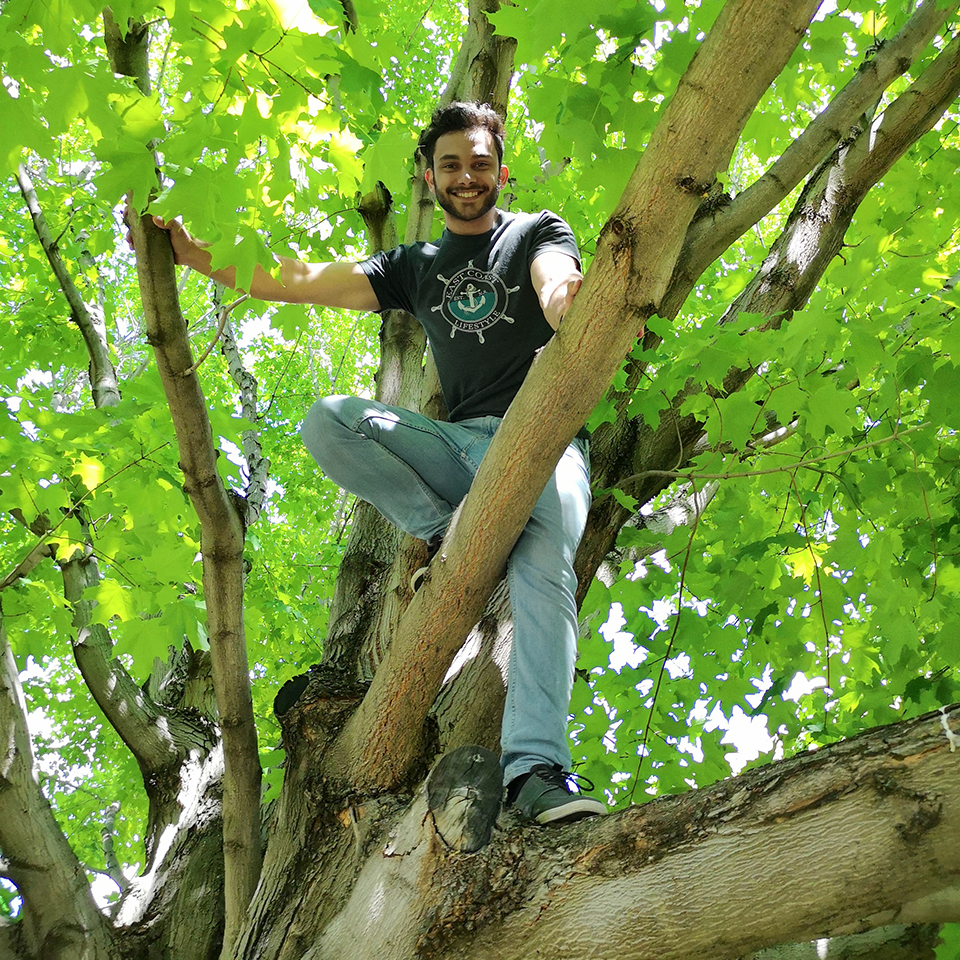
[{"left": 431, "top": 261, "right": 519, "bottom": 343}]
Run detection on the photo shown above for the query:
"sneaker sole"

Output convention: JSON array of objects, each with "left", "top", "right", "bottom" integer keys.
[
  {"left": 535, "top": 798, "right": 607, "bottom": 825},
  {"left": 410, "top": 565, "right": 429, "bottom": 591}
]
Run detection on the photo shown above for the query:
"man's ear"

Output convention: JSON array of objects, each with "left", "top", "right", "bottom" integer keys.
[
  {"left": 424, "top": 167, "right": 435, "bottom": 193},
  {"left": 498, "top": 165, "right": 509, "bottom": 187}
]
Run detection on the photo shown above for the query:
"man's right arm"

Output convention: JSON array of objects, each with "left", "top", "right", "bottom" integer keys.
[{"left": 156, "top": 216, "right": 381, "bottom": 312}]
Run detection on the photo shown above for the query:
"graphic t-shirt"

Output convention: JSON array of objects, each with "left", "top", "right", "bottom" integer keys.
[{"left": 360, "top": 210, "right": 580, "bottom": 422}]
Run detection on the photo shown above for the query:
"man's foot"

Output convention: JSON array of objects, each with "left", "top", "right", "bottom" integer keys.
[
  {"left": 410, "top": 533, "right": 443, "bottom": 591},
  {"left": 506, "top": 764, "right": 607, "bottom": 825}
]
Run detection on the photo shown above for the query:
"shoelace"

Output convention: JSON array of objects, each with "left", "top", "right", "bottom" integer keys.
[{"left": 540, "top": 764, "right": 596, "bottom": 795}]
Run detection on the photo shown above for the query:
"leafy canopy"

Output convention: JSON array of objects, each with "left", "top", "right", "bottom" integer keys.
[{"left": 0, "top": 0, "right": 958, "bottom": 900}]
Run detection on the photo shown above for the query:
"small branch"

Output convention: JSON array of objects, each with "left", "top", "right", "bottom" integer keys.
[
  {"left": 182, "top": 294, "right": 247, "bottom": 376},
  {"left": 101, "top": 801, "right": 127, "bottom": 894},
  {"left": 0, "top": 443, "right": 170, "bottom": 593},
  {"left": 16, "top": 164, "right": 121, "bottom": 408},
  {"left": 612, "top": 423, "right": 931, "bottom": 490},
  {"left": 60, "top": 542, "right": 213, "bottom": 773},
  {"left": 220, "top": 315, "right": 270, "bottom": 527},
  {"left": 0, "top": 539, "right": 58, "bottom": 591},
  {"left": 629, "top": 473, "right": 705, "bottom": 802}
]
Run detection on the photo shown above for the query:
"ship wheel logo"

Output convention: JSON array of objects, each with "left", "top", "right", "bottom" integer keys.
[{"left": 432, "top": 261, "right": 520, "bottom": 344}]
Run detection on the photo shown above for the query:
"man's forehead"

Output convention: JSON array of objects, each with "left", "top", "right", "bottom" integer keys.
[{"left": 435, "top": 127, "right": 497, "bottom": 159}]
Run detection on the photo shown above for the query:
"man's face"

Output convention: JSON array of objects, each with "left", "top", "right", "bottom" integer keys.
[{"left": 425, "top": 127, "right": 508, "bottom": 234}]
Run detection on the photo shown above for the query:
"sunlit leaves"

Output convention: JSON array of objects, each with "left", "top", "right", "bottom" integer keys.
[{"left": 3, "top": 0, "right": 960, "bottom": 907}]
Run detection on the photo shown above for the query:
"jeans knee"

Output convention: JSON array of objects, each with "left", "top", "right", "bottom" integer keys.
[{"left": 300, "top": 394, "right": 350, "bottom": 467}]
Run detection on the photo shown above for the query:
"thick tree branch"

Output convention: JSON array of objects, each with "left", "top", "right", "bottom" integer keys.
[
  {"left": 104, "top": 13, "right": 262, "bottom": 952},
  {"left": 302, "top": 703, "right": 960, "bottom": 960},
  {"left": 0, "top": 606, "right": 114, "bottom": 960},
  {"left": 329, "top": 0, "right": 824, "bottom": 792},
  {"left": 576, "top": 32, "right": 960, "bottom": 597},
  {"left": 61, "top": 548, "right": 216, "bottom": 776}
]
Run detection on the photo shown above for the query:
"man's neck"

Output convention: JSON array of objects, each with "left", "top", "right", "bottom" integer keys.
[{"left": 443, "top": 208, "right": 501, "bottom": 236}]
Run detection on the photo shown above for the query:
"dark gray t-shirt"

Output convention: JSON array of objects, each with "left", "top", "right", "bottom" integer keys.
[{"left": 360, "top": 210, "right": 580, "bottom": 422}]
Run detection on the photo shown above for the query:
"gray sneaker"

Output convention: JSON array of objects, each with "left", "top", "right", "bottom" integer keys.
[
  {"left": 410, "top": 533, "right": 443, "bottom": 592},
  {"left": 508, "top": 764, "right": 607, "bottom": 825}
]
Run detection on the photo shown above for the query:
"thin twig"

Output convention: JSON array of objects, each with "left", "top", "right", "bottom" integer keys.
[
  {"left": 628, "top": 475, "right": 704, "bottom": 804},
  {"left": 0, "top": 443, "right": 170, "bottom": 590},
  {"left": 182, "top": 295, "right": 248, "bottom": 376},
  {"left": 612, "top": 422, "right": 931, "bottom": 492}
]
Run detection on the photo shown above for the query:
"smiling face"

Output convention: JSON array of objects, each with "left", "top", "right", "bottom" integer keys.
[{"left": 424, "top": 127, "right": 509, "bottom": 235}]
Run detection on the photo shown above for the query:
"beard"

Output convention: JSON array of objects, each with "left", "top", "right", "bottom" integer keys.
[{"left": 434, "top": 181, "right": 501, "bottom": 223}]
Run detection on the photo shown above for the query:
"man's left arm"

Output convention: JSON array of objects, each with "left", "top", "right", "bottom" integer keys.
[{"left": 531, "top": 251, "right": 583, "bottom": 331}]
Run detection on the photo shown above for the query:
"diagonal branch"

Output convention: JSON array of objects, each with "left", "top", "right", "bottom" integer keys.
[
  {"left": 665, "top": 0, "right": 956, "bottom": 319},
  {"left": 576, "top": 31, "right": 960, "bottom": 597},
  {"left": 16, "top": 163, "right": 121, "bottom": 409},
  {"left": 328, "top": 0, "right": 825, "bottom": 792},
  {"left": 61, "top": 544, "right": 217, "bottom": 774}
]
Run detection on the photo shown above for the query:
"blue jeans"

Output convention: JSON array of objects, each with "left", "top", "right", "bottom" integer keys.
[{"left": 300, "top": 395, "right": 591, "bottom": 784}]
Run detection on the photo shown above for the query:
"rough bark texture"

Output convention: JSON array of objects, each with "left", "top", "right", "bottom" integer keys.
[
  {"left": 575, "top": 28, "right": 960, "bottom": 600},
  {"left": 249, "top": 703, "right": 960, "bottom": 960},
  {"left": 0, "top": 609, "right": 115, "bottom": 960}
]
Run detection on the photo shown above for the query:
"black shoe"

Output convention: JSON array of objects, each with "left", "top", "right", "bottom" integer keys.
[
  {"left": 507, "top": 764, "right": 607, "bottom": 825},
  {"left": 410, "top": 533, "right": 443, "bottom": 591}
]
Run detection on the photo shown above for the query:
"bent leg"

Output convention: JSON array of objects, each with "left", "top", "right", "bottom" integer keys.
[
  {"left": 500, "top": 438, "right": 591, "bottom": 784},
  {"left": 300, "top": 395, "right": 488, "bottom": 541}
]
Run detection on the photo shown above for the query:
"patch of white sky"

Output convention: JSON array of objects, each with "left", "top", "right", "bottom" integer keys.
[{"left": 596, "top": 558, "right": 825, "bottom": 775}]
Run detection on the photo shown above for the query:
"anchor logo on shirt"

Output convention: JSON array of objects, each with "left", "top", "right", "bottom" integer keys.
[{"left": 432, "top": 261, "right": 519, "bottom": 343}]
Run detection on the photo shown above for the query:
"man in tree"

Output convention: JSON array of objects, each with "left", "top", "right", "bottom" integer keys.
[{"left": 153, "top": 101, "right": 606, "bottom": 825}]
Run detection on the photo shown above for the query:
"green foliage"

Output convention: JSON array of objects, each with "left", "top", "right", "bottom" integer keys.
[
  {"left": 1, "top": 0, "right": 959, "bottom": 920},
  {"left": 937, "top": 924, "right": 960, "bottom": 960}
]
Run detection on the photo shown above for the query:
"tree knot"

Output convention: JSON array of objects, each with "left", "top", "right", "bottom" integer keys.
[{"left": 676, "top": 174, "right": 715, "bottom": 196}]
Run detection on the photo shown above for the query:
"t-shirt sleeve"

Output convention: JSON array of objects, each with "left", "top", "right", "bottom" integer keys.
[
  {"left": 528, "top": 211, "right": 581, "bottom": 271},
  {"left": 359, "top": 247, "right": 415, "bottom": 315}
]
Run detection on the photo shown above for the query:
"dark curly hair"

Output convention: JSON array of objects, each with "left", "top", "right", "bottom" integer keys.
[{"left": 418, "top": 101, "right": 505, "bottom": 169}]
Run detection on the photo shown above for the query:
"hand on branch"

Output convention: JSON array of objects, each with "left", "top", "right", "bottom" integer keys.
[{"left": 531, "top": 251, "right": 583, "bottom": 330}]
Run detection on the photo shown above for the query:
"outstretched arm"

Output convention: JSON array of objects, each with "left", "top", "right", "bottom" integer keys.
[
  {"left": 154, "top": 216, "right": 381, "bottom": 311},
  {"left": 530, "top": 251, "right": 583, "bottom": 331}
]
